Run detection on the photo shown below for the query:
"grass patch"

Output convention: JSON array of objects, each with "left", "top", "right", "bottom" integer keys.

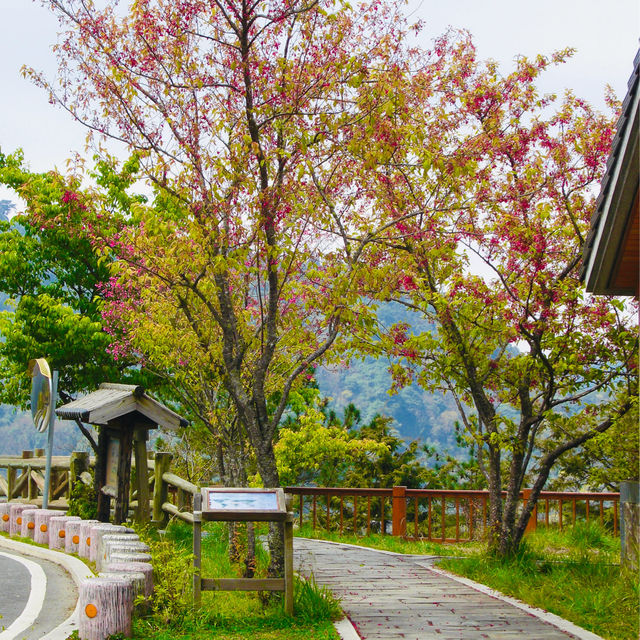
[
  {"left": 295, "top": 523, "right": 480, "bottom": 556},
  {"left": 132, "top": 520, "right": 341, "bottom": 640},
  {"left": 438, "top": 524, "right": 636, "bottom": 640}
]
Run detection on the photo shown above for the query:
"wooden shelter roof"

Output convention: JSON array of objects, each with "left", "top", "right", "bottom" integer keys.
[
  {"left": 56, "top": 382, "right": 188, "bottom": 430},
  {"left": 582, "top": 48, "right": 639, "bottom": 297}
]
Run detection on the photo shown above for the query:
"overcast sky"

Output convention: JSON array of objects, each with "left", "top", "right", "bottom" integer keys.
[{"left": 1, "top": 0, "right": 638, "bottom": 181}]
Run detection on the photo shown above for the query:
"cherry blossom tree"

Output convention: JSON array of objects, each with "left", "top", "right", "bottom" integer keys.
[
  {"left": 30, "top": 0, "right": 637, "bottom": 564},
  {"left": 364, "top": 43, "right": 638, "bottom": 556},
  {"left": 32, "top": 0, "right": 426, "bottom": 571}
]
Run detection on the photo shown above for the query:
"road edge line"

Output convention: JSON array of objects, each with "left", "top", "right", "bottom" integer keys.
[
  {"left": 0, "top": 551, "right": 47, "bottom": 640},
  {"left": 0, "top": 535, "right": 95, "bottom": 640}
]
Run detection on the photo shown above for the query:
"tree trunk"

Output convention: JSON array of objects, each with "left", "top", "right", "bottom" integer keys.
[
  {"left": 254, "top": 438, "right": 284, "bottom": 578},
  {"left": 485, "top": 443, "right": 503, "bottom": 553}
]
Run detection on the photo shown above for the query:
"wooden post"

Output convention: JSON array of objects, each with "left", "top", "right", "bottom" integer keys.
[
  {"left": 392, "top": 486, "right": 407, "bottom": 537},
  {"left": 522, "top": 488, "right": 537, "bottom": 535},
  {"left": 70, "top": 451, "right": 90, "bottom": 486},
  {"left": 620, "top": 481, "right": 639, "bottom": 571},
  {"left": 114, "top": 426, "right": 134, "bottom": 525},
  {"left": 133, "top": 429, "right": 150, "bottom": 524},
  {"left": 153, "top": 452, "right": 173, "bottom": 525},
  {"left": 193, "top": 492, "right": 202, "bottom": 608},
  {"left": 78, "top": 577, "right": 134, "bottom": 640},
  {"left": 65, "top": 519, "right": 84, "bottom": 554},
  {"left": 20, "top": 509, "right": 39, "bottom": 539},
  {"left": 284, "top": 496, "right": 294, "bottom": 616},
  {"left": 7, "top": 466, "right": 15, "bottom": 501},
  {"left": 27, "top": 465, "right": 33, "bottom": 501},
  {"left": 21, "top": 451, "right": 32, "bottom": 498},
  {"left": 0, "top": 503, "right": 10, "bottom": 533}
]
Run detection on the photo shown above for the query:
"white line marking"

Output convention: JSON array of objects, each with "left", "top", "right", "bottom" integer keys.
[{"left": 0, "top": 551, "right": 47, "bottom": 640}]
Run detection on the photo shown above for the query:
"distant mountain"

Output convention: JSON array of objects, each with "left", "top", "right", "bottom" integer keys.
[
  {"left": 316, "top": 301, "right": 463, "bottom": 453},
  {"left": 0, "top": 405, "right": 92, "bottom": 456},
  {"left": 0, "top": 295, "right": 466, "bottom": 457},
  {"left": 316, "top": 359, "right": 461, "bottom": 452}
]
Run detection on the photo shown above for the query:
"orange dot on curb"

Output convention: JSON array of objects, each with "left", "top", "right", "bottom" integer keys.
[
  {"left": 17, "top": 518, "right": 22, "bottom": 525},
  {"left": 86, "top": 537, "right": 91, "bottom": 546},
  {"left": 28, "top": 522, "right": 35, "bottom": 530},
  {"left": 72, "top": 535, "right": 80, "bottom": 544},
  {"left": 2, "top": 515, "right": 8, "bottom": 522},
  {"left": 59, "top": 530, "right": 66, "bottom": 538},
  {"left": 85, "top": 603, "right": 98, "bottom": 619},
  {"left": 40, "top": 524, "right": 48, "bottom": 532}
]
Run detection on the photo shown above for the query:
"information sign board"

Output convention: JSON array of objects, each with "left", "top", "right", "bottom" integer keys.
[
  {"left": 193, "top": 487, "right": 293, "bottom": 614},
  {"left": 200, "top": 487, "right": 286, "bottom": 521},
  {"left": 104, "top": 436, "right": 121, "bottom": 496}
]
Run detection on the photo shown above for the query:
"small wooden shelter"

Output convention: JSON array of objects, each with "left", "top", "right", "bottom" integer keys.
[{"left": 56, "top": 383, "right": 187, "bottom": 523}]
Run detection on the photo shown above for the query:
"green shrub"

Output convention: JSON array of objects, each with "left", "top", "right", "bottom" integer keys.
[
  {"left": 134, "top": 524, "right": 196, "bottom": 627},
  {"left": 67, "top": 478, "right": 98, "bottom": 520},
  {"left": 568, "top": 521, "right": 611, "bottom": 552},
  {"left": 292, "top": 575, "right": 342, "bottom": 623}
]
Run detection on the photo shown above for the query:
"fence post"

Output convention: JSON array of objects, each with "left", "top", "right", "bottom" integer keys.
[
  {"left": 522, "top": 488, "right": 537, "bottom": 534},
  {"left": 392, "top": 486, "right": 407, "bottom": 537},
  {"left": 620, "top": 481, "right": 639, "bottom": 571},
  {"left": 193, "top": 492, "right": 202, "bottom": 609},
  {"left": 7, "top": 466, "right": 15, "bottom": 501},
  {"left": 152, "top": 452, "right": 172, "bottom": 525},
  {"left": 133, "top": 429, "right": 150, "bottom": 524},
  {"left": 21, "top": 451, "right": 32, "bottom": 498}
]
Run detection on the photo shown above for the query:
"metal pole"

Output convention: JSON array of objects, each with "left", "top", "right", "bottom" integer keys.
[{"left": 42, "top": 370, "right": 58, "bottom": 509}]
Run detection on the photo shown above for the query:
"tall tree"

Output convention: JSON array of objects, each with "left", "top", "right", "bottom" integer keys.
[
  {"left": 32, "top": 0, "right": 422, "bottom": 572},
  {"left": 0, "top": 151, "right": 142, "bottom": 432},
  {"left": 365, "top": 44, "right": 638, "bottom": 556}
]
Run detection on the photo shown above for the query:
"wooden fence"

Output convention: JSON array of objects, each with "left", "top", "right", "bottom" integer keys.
[
  {"left": 284, "top": 486, "right": 621, "bottom": 542},
  {"left": 0, "top": 450, "right": 91, "bottom": 507},
  {"left": 0, "top": 451, "right": 621, "bottom": 542}
]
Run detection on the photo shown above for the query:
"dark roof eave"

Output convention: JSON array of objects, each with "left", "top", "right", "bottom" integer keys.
[{"left": 582, "top": 48, "right": 640, "bottom": 291}]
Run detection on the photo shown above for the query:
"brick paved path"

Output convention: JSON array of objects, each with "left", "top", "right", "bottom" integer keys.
[{"left": 294, "top": 538, "right": 599, "bottom": 640}]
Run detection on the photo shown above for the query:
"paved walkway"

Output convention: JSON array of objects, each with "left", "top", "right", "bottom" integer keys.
[{"left": 294, "top": 538, "right": 600, "bottom": 640}]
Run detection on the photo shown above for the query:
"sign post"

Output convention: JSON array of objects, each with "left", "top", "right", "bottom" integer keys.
[{"left": 193, "top": 488, "right": 294, "bottom": 615}]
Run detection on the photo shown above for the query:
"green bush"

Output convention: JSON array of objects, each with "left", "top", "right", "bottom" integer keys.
[
  {"left": 292, "top": 575, "right": 342, "bottom": 623},
  {"left": 134, "top": 524, "right": 196, "bottom": 627},
  {"left": 67, "top": 478, "right": 98, "bottom": 520}
]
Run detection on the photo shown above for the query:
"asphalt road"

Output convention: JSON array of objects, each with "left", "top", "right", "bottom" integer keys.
[{"left": 0, "top": 549, "right": 77, "bottom": 640}]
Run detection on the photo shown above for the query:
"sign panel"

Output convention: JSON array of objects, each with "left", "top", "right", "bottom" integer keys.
[
  {"left": 208, "top": 491, "right": 279, "bottom": 511},
  {"left": 200, "top": 487, "right": 286, "bottom": 521},
  {"left": 105, "top": 436, "right": 121, "bottom": 494}
]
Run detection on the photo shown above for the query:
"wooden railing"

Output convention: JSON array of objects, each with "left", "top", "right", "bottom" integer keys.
[
  {"left": 1, "top": 451, "right": 621, "bottom": 542},
  {"left": 284, "top": 486, "right": 621, "bottom": 542},
  {"left": 0, "top": 450, "right": 92, "bottom": 507}
]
